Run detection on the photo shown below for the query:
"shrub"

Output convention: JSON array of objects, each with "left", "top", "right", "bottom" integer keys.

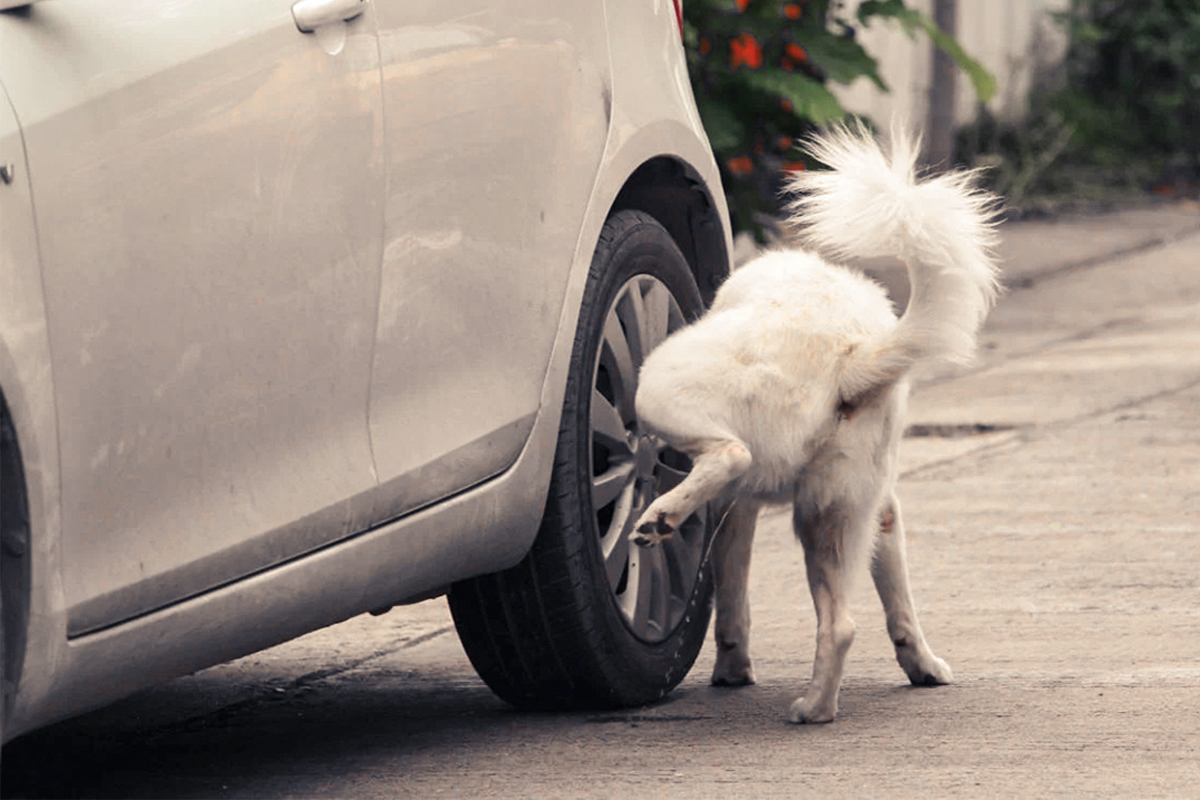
[
  {"left": 684, "top": 0, "right": 995, "bottom": 237},
  {"left": 958, "top": 0, "right": 1200, "bottom": 210}
]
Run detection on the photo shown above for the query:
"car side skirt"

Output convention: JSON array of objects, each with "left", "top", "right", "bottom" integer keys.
[{"left": 7, "top": 402, "right": 557, "bottom": 737}]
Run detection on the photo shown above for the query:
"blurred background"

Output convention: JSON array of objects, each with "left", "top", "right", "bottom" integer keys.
[{"left": 685, "top": 0, "right": 1200, "bottom": 237}]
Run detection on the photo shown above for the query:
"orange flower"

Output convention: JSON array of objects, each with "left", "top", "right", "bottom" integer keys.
[
  {"left": 785, "top": 43, "right": 809, "bottom": 64},
  {"left": 777, "top": 135, "right": 794, "bottom": 152},
  {"left": 784, "top": 3, "right": 803, "bottom": 19},
  {"left": 729, "top": 32, "right": 763, "bottom": 69},
  {"left": 782, "top": 161, "right": 807, "bottom": 172},
  {"left": 735, "top": 0, "right": 751, "bottom": 11},
  {"left": 727, "top": 155, "right": 755, "bottom": 176},
  {"left": 699, "top": 36, "right": 712, "bottom": 55}
]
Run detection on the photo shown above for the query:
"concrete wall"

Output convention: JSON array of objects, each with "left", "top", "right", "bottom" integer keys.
[{"left": 831, "top": 0, "right": 1070, "bottom": 127}]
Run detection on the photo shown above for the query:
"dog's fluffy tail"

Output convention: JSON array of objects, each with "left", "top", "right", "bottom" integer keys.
[{"left": 787, "top": 121, "right": 1001, "bottom": 402}]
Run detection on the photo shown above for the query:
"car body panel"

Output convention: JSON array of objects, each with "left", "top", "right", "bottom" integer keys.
[
  {"left": 1, "top": 2, "right": 386, "bottom": 636},
  {"left": 366, "top": 1, "right": 611, "bottom": 516},
  {"left": 26, "top": 397, "right": 563, "bottom": 734},
  {"left": 0, "top": 0, "right": 731, "bottom": 741},
  {"left": 0, "top": 78, "right": 66, "bottom": 731}
]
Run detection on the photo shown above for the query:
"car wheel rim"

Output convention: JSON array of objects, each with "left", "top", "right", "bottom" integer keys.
[{"left": 589, "top": 273, "right": 708, "bottom": 643}]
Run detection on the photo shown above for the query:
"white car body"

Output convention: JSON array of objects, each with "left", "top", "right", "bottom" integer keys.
[{"left": 0, "top": 0, "right": 730, "bottom": 741}]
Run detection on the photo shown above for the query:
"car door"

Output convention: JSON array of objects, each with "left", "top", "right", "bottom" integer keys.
[
  {"left": 367, "top": 1, "right": 612, "bottom": 518},
  {"left": 0, "top": 0, "right": 385, "bottom": 636}
]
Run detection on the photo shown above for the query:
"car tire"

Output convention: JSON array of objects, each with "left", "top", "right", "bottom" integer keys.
[{"left": 449, "top": 210, "right": 715, "bottom": 710}]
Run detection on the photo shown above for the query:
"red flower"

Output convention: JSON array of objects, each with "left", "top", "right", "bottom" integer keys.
[
  {"left": 730, "top": 32, "right": 763, "bottom": 69},
  {"left": 727, "top": 155, "right": 755, "bottom": 176},
  {"left": 735, "top": 0, "right": 751, "bottom": 11},
  {"left": 785, "top": 43, "right": 809, "bottom": 64},
  {"left": 784, "top": 3, "right": 803, "bottom": 19}
]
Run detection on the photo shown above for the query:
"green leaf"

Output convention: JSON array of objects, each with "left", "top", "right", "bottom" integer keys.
[
  {"left": 798, "top": 26, "right": 888, "bottom": 90},
  {"left": 694, "top": 94, "right": 750, "bottom": 152},
  {"left": 741, "top": 70, "right": 847, "bottom": 126},
  {"left": 857, "top": 1, "right": 997, "bottom": 102},
  {"left": 856, "top": 0, "right": 907, "bottom": 26}
]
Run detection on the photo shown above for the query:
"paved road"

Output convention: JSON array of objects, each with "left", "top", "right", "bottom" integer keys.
[{"left": 3, "top": 203, "right": 1199, "bottom": 799}]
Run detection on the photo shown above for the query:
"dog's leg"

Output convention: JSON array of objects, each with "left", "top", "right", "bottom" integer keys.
[
  {"left": 632, "top": 439, "right": 751, "bottom": 547},
  {"left": 710, "top": 499, "right": 760, "bottom": 687},
  {"left": 870, "top": 492, "right": 953, "bottom": 686},
  {"left": 788, "top": 499, "right": 870, "bottom": 724}
]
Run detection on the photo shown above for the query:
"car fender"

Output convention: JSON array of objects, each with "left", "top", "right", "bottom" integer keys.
[{"left": 0, "top": 79, "right": 70, "bottom": 742}]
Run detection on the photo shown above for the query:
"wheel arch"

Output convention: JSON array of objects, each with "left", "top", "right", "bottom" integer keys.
[
  {"left": 0, "top": 388, "right": 31, "bottom": 727},
  {"left": 608, "top": 155, "right": 731, "bottom": 306}
]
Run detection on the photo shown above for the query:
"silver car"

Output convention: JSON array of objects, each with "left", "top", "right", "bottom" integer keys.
[{"left": 0, "top": 0, "right": 732, "bottom": 741}]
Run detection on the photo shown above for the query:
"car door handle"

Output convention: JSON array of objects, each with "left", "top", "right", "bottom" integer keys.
[{"left": 291, "top": 0, "right": 368, "bottom": 33}]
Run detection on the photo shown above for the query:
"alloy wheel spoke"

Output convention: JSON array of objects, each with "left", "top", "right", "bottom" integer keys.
[
  {"left": 591, "top": 272, "right": 704, "bottom": 644},
  {"left": 628, "top": 543, "right": 665, "bottom": 640},
  {"left": 616, "top": 280, "right": 650, "bottom": 370},
  {"left": 638, "top": 278, "right": 673, "bottom": 353},
  {"left": 591, "top": 388, "right": 630, "bottom": 453},
  {"left": 600, "top": 309, "right": 637, "bottom": 420},
  {"left": 592, "top": 460, "right": 634, "bottom": 515},
  {"left": 602, "top": 506, "right": 632, "bottom": 588},
  {"left": 654, "top": 458, "right": 690, "bottom": 494}
]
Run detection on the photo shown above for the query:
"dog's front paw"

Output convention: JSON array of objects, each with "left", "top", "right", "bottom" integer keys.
[
  {"left": 631, "top": 512, "right": 675, "bottom": 548},
  {"left": 787, "top": 694, "right": 837, "bottom": 725}
]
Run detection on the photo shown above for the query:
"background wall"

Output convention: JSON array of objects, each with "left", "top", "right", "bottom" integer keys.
[{"left": 832, "top": 0, "right": 1071, "bottom": 126}]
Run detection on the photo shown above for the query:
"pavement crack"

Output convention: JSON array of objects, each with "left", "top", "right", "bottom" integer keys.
[
  {"left": 1006, "top": 223, "right": 1200, "bottom": 290},
  {"left": 400, "top": 625, "right": 456, "bottom": 650},
  {"left": 289, "top": 624, "right": 457, "bottom": 688},
  {"left": 917, "top": 316, "right": 1145, "bottom": 391},
  {"left": 138, "top": 624, "right": 458, "bottom": 740},
  {"left": 905, "top": 423, "right": 1016, "bottom": 438},
  {"left": 902, "top": 374, "right": 1200, "bottom": 480}
]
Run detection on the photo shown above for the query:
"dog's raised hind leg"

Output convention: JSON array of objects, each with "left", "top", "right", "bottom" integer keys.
[
  {"left": 871, "top": 492, "right": 953, "bottom": 686},
  {"left": 632, "top": 439, "right": 751, "bottom": 547},
  {"left": 710, "top": 500, "right": 760, "bottom": 687}
]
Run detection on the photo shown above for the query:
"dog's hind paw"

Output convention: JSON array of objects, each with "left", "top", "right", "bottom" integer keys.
[
  {"left": 712, "top": 673, "right": 756, "bottom": 687},
  {"left": 894, "top": 640, "right": 953, "bottom": 687},
  {"left": 711, "top": 640, "right": 755, "bottom": 686},
  {"left": 905, "top": 654, "right": 953, "bottom": 687},
  {"left": 631, "top": 512, "right": 675, "bottom": 547},
  {"left": 711, "top": 663, "right": 756, "bottom": 687}
]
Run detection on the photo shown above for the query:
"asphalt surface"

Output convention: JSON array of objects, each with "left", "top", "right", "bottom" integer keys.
[{"left": 2, "top": 200, "right": 1198, "bottom": 799}]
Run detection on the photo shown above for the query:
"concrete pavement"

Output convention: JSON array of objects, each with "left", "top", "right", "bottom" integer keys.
[
  {"left": 572, "top": 200, "right": 1200, "bottom": 797},
  {"left": 842, "top": 200, "right": 1200, "bottom": 796},
  {"left": 648, "top": 199, "right": 1200, "bottom": 798},
  {"left": 3, "top": 201, "right": 1198, "bottom": 799}
]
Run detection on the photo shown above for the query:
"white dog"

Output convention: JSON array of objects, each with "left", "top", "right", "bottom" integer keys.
[{"left": 631, "top": 123, "right": 1000, "bottom": 723}]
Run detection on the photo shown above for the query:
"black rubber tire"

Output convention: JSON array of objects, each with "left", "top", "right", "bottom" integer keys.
[
  {"left": 448, "top": 210, "right": 714, "bottom": 710},
  {"left": 0, "top": 547, "right": 4, "bottom": 741}
]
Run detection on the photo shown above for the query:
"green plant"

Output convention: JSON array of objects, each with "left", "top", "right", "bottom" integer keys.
[
  {"left": 684, "top": 0, "right": 995, "bottom": 238},
  {"left": 1060, "top": 0, "right": 1200, "bottom": 167},
  {"left": 957, "top": 0, "right": 1200, "bottom": 212}
]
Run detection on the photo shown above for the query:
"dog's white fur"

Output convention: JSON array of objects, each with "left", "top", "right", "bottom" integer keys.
[{"left": 631, "top": 123, "right": 1000, "bottom": 723}]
